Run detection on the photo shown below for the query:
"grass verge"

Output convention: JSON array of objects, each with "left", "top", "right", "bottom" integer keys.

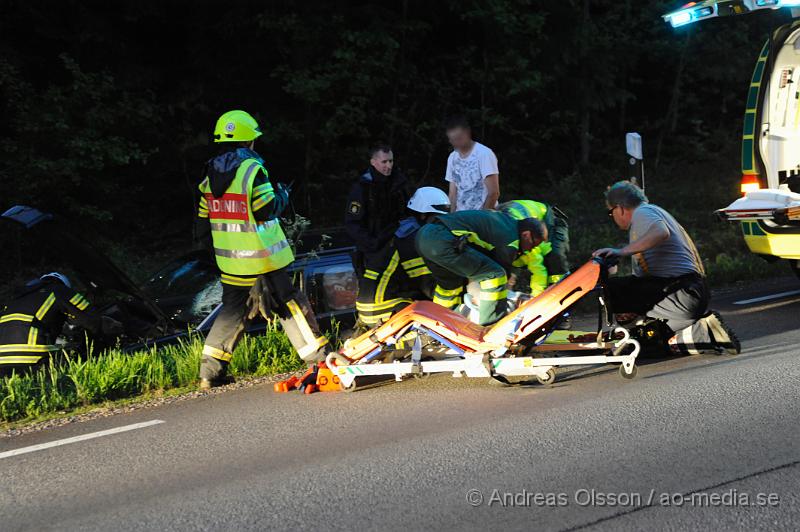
[{"left": 0, "top": 320, "right": 305, "bottom": 425}]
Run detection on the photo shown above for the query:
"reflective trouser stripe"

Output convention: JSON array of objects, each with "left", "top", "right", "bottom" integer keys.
[
  {"left": 356, "top": 298, "right": 413, "bottom": 325},
  {"left": 359, "top": 312, "right": 392, "bottom": 325},
  {"left": 297, "top": 337, "right": 328, "bottom": 360},
  {"left": 479, "top": 277, "right": 506, "bottom": 289},
  {"left": 0, "top": 344, "right": 59, "bottom": 354},
  {"left": 221, "top": 274, "right": 257, "bottom": 287},
  {"left": 202, "top": 345, "right": 232, "bottom": 362},
  {"left": 433, "top": 285, "right": 463, "bottom": 308},
  {"left": 0, "top": 355, "right": 44, "bottom": 365},
  {"left": 405, "top": 266, "right": 430, "bottom": 278},
  {"left": 286, "top": 300, "right": 321, "bottom": 347},
  {"left": 376, "top": 251, "right": 400, "bottom": 303},
  {"left": 27, "top": 327, "right": 39, "bottom": 346},
  {"left": 35, "top": 293, "right": 56, "bottom": 321},
  {"left": 356, "top": 299, "right": 412, "bottom": 312},
  {"left": 479, "top": 276, "right": 508, "bottom": 301},
  {"left": 363, "top": 270, "right": 380, "bottom": 280},
  {"left": 0, "top": 313, "right": 34, "bottom": 324},
  {"left": 479, "top": 289, "right": 508, "bottom": 301},
  {"left": 401, "top": 257, "right": 425, "bottom": 269}
]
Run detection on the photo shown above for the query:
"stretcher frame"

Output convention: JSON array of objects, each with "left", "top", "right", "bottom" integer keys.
[{"left": 326, "top": 259, "right": 640, "bottom": 390}]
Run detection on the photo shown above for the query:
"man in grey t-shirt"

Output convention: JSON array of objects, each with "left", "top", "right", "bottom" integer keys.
[{"left": 593, "top": 181, "right": 739, "bottom": 355}]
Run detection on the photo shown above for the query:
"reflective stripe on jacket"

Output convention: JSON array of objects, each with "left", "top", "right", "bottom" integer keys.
[{"left": 198, "top": 158, "right": 293, "bottom": 276}]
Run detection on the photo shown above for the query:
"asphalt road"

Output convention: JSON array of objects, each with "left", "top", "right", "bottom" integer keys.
[{"left": 1, "top": 277, "right": 799, "bottom": 531}]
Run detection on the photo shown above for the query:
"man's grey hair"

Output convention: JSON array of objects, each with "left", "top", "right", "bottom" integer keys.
[{"left": 605, "top": 181, "right": 648, "bottom": 209}]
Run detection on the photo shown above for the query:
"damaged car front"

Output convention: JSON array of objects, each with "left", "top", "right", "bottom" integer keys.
[{"left": 1, "top": 205, "right": 357, "bottom": 353}]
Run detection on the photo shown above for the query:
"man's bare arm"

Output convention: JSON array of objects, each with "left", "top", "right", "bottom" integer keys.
[
  {"left": 593, "top": 222, "right": 670, "bottom": 258},
  {"left": 482, "top": 174, "right": 500, "bottom": 210},
  {"left": 448, "top": 181, "right": 458, "bottom": 213}
]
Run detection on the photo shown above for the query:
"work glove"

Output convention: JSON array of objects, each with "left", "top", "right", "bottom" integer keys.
[
  {"left": 246, "top": 276, "right": 274, "bottom": 321},
  {"left": 269, "top": 182, "right": 291, "bottom": 220}
]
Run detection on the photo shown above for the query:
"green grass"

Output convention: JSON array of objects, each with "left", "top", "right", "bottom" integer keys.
[{"left": 0, "top": 320, "right": 306, "bottom": 425}]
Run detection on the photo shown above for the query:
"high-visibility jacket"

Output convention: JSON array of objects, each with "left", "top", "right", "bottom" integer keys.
[
  {"left": 0, "top": 283, "right": 101, "bottom": 366},
  {"left": 501, "top": 199, "right": 555, "bottom": 296},
  {"left": 198, "top": 155, "right": 293, "bottom": 280}
]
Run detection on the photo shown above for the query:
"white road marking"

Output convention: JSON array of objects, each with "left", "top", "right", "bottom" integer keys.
[
  {"left": 733, "top": 290, "right": 800, "bottom": 306},
  {"left": 0, "top": 420, "right": 165, "bottom": 460}
]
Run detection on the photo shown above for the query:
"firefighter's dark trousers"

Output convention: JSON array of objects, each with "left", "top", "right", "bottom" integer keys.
[
  {"left": 416, "top": 223, "right": 507, "bottom": 326},
  {"left": 355, "top": 275, "right": 412, "bottom": 327},
  {"left": 200, "top": 268, "right": 328, "bottom": 381},
  {"left": 544, "top": 212, "right": 570, "bottom": 281},
  {"left": 605, "top": 273, "right": 719, "bottom": 353}
]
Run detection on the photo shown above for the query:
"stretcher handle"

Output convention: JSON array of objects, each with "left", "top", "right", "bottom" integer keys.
[{"left": 326, "top": 351, "right": 352, "bottom": 369}]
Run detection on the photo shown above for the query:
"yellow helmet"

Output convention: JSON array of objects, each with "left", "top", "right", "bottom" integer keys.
[{"left": 213, "top": 110, "right": 263, "bottom": 143}]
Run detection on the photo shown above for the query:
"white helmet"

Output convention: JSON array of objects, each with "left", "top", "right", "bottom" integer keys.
[
  {"left": 40, "top": 272, "right": 72, "bottom": 288},
  {"left": 407, "top": 187, "right": 450, "bottom": 214}
]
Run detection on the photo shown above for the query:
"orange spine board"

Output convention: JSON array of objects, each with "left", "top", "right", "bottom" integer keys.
[{"left": 483, "top": 260, "right": 599, "bottom": 344}]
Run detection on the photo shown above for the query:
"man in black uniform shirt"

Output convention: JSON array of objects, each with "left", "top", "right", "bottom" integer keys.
[{"left": 344, "top": 144, "right": 412, "bottom": 274}]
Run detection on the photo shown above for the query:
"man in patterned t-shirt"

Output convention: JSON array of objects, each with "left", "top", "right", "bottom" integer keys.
[{"left": 443, "top": 115, "right": 500, "bottom": 212}]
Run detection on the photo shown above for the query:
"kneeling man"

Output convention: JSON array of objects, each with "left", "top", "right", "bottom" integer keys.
[{"left": 593, "top": 181, "right": 739, "bottom": 355}]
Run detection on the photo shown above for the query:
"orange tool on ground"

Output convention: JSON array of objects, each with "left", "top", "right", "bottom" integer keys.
[{"left": 274, "top": 362, "right": 341, "bottom": 394}]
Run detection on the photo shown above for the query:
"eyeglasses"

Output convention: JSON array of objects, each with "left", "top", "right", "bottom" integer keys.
[{"left": 607, "top": 205, "right": 619, "bottom": 218}]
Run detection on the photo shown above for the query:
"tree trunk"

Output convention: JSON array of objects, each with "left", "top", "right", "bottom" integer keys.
[
  {"left": 654, "top": 28, "right": 693, "bottom": 175},
  {"left": 389, "top": 0, "right": 408, "bottom": 143},
  {"left": 578, "top": 0, "right": 592, "bottom": 167}
]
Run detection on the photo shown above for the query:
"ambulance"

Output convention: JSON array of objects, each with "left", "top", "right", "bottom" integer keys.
[{"left": 664, "top": 0, "right": 800, "bottom": 278}]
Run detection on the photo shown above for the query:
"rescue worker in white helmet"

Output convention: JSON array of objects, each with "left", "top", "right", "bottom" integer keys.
[
  {"left": 0, "top": 273, "right": 122, "bottom": 374},
  {"left": 354, "top": 187, "right": 449, "bottom": 329},
  {"left": 195, "top": 110, "right": 328, "bottom": 389}
]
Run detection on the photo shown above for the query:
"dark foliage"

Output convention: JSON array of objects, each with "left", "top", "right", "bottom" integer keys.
[{"left": 0, "top": 0, "right": 791, "bottom": 291}]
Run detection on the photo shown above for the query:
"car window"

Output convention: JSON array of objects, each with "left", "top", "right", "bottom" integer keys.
[{"left": 300, "top": 262, "right": 358, "bottom": 316}]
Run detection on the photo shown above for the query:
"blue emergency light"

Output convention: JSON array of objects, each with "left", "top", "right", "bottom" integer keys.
[{"left": 664, "top": 0, "right": 798, "bottom": 28}]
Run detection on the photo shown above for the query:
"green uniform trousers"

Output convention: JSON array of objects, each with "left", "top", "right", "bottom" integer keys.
[{"left": 416, "top": 222, "right": 508, "bottom": 325}]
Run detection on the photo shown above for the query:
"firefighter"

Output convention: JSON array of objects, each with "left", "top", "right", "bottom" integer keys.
[
  {"left": 345, "top": 144, "right": 413, "bottom": 276},
  {"left": 196, "top": 110, "right": 328, "bottom": 389},
  {"left": 499, "top": 199, "right": 571, "bottom": 296},
  {"left": 355, "top": 187, "right": 449, "bottom": 328},
  {"left": 415, "top": 210, "right": 547, "bottom": 325},
  {"left": 0, "top": 273, "right": 121, "bottom": 373}
]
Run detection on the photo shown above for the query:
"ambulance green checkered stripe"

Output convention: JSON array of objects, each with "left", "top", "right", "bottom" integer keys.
[{"left": 742, "top": 40, "right": 769, "bottom": 175}]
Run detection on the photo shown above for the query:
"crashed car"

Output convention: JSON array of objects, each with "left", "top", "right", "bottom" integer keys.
[{"left": 1, "top": 205, "right": 357, "bottom": 351}]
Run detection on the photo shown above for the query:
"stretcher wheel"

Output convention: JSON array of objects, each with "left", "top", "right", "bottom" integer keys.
[
  {"left": 412, "top": 372, "right": 431, "bottom": 380},
  {"left": 341, "top": 379, "right": 358, "bottom": 393},
  {"left": 537, "top": 369, "right": 556, "bottom": 386},
  {"left": 619, "top": 364, "right": 637, "bottom": 380}
]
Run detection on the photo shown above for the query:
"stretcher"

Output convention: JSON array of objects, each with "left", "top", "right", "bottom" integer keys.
[{"left": 326, "top": 258, "right": 640, "bottom": 391}]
